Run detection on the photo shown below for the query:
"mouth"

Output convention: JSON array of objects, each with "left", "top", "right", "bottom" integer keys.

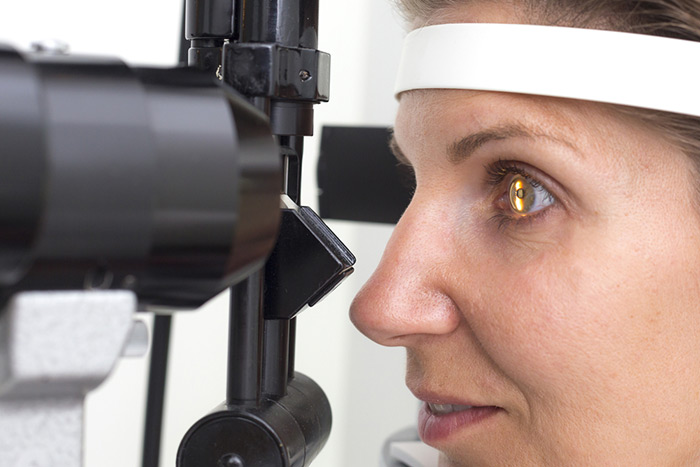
[
  {"left": 418, "top": 400, "right": 503, "bottom": 443},
  {"left": 427, "top": 403, "right": 476, "bottom": 415}
]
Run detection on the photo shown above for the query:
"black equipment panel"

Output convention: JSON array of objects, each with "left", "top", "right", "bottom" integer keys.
[{"left": 317, "top": 126, "right": 415, "bottom": 225}]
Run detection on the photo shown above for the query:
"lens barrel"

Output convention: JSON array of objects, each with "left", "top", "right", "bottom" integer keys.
[{"left": 0, "top": 46, "right": 281, "bottom": 309}]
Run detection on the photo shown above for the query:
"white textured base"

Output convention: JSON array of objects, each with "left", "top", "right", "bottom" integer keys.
[
  {"left": 0, "top": 291, "right": 138, "bottom": 467},
  {"left": 0, "top": 398, "right": 82, "bottom": 466}
]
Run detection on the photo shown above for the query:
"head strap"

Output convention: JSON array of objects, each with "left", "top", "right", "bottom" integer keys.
[{"left": 395, "top": 23, "right": 700, "bottom": 117}]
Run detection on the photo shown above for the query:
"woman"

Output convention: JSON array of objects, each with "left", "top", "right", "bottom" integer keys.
[{"left": 350, "top": 0, "right": 700, "bottom": 465}]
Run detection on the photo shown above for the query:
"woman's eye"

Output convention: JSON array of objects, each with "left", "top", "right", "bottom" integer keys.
[
  {"left": 507, "top": 175, "right": 554, "bottom": 215},
  {"left": 485, "top": 160, "right": 559, "bottom": 227}
]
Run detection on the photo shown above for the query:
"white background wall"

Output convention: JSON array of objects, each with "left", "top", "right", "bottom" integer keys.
[{"left": 0, "top": 1, "right": 417, "bottom": 466}]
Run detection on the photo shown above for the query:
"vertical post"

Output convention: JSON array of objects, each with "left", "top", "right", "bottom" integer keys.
[
  {"left": 142, "top": 314, "right": 172, "bottom": 467},
  {"left": 174, "top": 0, "right": 338, "bottom": 464},
  {"left": 227, "top": 271, "right": 264, "bottom": 405},
  {"left": 233, "top": 0, "right": 323, "bottom": 400},
  {"left": 261, "top": 319, "right": 290, "bottom": 397}
]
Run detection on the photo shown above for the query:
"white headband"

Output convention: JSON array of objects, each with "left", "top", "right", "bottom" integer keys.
[{"left": 395, "top": 23, "right": 700, "bottom": 117}]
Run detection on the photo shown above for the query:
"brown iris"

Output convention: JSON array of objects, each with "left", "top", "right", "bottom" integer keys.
[{"left": 509, "top": 176, "right": 535, "bottom": 214}]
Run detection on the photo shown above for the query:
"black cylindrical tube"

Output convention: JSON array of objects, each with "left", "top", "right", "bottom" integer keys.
[
  {"left": 281, "top": 135, "right": 304, "bottom": 203},
  {"left": 185, "top": 0, "right": 235, "bottom": 39},
  {"left": 276, "top": 0, "right": 319, "bottom": 48},
  {"left": 288, "top": 318, "right": 296, "bottom": 379},
  {"left": 142, "top": 314, "right": 172, "bottom": 467},
  {"left": 177, "top": 373, "right": 331, "bottom": 467},
  {"left": 228, "top": 271, "right": 264, "bottom": 405},
  {"left": 179, "top": 0, "right": 190, "bottom": 65},
  {"left": 187, "top": 39, "right": 223, "bottom": 73},
  {"left": 262, "top": 319, "right": 291, "bottom": 398},
  {"left": 0, "top": 47, "right": 281, "bottom": 310},
  {"left": 282, "top": 372, "right": 332, "bottom": 464},
  {"left": 0, "top": 47, "right": 45, "bottom": 287},
  {"left": 238, "top": 0, "right": 319, "bottom": 48}
]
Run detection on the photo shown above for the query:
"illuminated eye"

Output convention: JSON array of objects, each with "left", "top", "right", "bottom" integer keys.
[{"left": 508, "top": 175, "right": 553, "bottom": 215}]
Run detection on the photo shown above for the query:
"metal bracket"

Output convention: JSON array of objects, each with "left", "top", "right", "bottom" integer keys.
[{"left": 223, "top": 43, "right": 330, "bottom": 102}]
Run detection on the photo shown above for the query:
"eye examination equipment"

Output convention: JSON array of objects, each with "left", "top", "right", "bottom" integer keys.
[
  {"left": 395, "top": 23, "right": 700, "bottom": 118},
  {"left": 318, "top": 126, "right": 414, "bottom": 225},
  {"left": 0, "top": 0, "right": 354, "bottom": 465},
  {"left": 320, "top": 22, "right": 700, "bottom": 230},
  {"left": 6, "top": 10, "right": 694, "bottom": 466}
]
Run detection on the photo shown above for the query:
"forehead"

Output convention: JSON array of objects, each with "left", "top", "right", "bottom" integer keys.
[
  {"left": 394, "top": 90, "right": 591, "bottom": 153},
  {"left": 391, "top": 88, "right": 693, "bottom": 187}
]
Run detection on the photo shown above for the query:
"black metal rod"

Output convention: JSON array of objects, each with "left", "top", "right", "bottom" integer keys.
[
  {"left": 281, "top": 135, "right": 304, "bottom": 204},
  {"left": 142, "top": 314, "right": 172, "bottom": 467},
  {"left": 179, "top": 0, "right": 190, "bottom": 66},
  {"left": 288, "top": 318, "right": 296, "bottom": 379},
  {"left": 185, "top": 0, "right": 235, "bottom": 40},
  {"left": 232, "top": 0, "right": 322, "bottom": 403},
  {"left": 227, "top": 270, "right": 264, "bottom": 405},
  {"left": 238, "top": 0, "right": 319, "bottom": 48},
  {"left": 261, "top": 318, "right": 290, "bottom": 397}
]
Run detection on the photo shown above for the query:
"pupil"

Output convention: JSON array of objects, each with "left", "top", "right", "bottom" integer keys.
[{"left": 516, "top": 188, "right": 525, "bottom": 199}]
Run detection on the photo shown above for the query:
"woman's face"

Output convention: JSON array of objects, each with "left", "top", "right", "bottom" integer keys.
[{"left": 350, "top": 3, "right": 700, "bottom": 466}]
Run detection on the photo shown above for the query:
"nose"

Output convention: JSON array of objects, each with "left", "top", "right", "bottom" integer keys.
[{"left": 350, "top": 198, "right": 461, "bottom": 346}]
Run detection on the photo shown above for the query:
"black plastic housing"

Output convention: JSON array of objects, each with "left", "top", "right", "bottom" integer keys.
[
  {"left": 318, "top": 126, "right": 415, "bottom": 224},
  {"left": 264, "top": 207, "right": 355, "bottom": 320},
  {"left": 177, "top": 373, "right": 332, "bottom": 467},
  {"left": 0, "top": 46, "right": 281, "bottom": 310}
]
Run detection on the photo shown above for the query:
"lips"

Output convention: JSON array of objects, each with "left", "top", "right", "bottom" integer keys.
[
  {"left": 427, "top": 403, "right": 475, "bottom": 415},
  {"left": 417, "top": 398, "right": 503, "bottom": 443}
]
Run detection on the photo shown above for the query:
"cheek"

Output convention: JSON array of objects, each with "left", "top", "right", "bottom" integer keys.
[
  {"left": 450, "top": 211, "right": 700, "bottom": 402},
  {"left": 453, "top": 246, "right": 594, "bottom": 390}
]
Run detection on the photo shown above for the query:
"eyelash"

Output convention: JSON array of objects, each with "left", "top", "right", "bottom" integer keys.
[{"left": 484, "top": 160, "right": 556, "bottom": 230}]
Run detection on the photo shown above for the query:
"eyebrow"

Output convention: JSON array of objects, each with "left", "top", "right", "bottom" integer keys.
[
  {"left": 390, "top": 123, "right": 577, "bottom": 166},
  {"left": 448, "top": 124, "right": 533, "bottom": 164}
]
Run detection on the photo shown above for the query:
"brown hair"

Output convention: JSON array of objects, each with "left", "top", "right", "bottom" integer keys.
[{"left": 394, "top": 0, "right": 700, "bottom": 172}]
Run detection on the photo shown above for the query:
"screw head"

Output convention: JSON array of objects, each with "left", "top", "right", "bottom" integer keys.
[{"left": 299, "top": 69, "right": 312, "bottom": 82}]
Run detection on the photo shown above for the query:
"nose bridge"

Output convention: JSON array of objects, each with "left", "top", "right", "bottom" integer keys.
[
  {"left": 373, "top": 195, "right": 444, "bottom": 289},
  {"left": 350, "top": 198, "right": 461, "bottom": 345}
]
